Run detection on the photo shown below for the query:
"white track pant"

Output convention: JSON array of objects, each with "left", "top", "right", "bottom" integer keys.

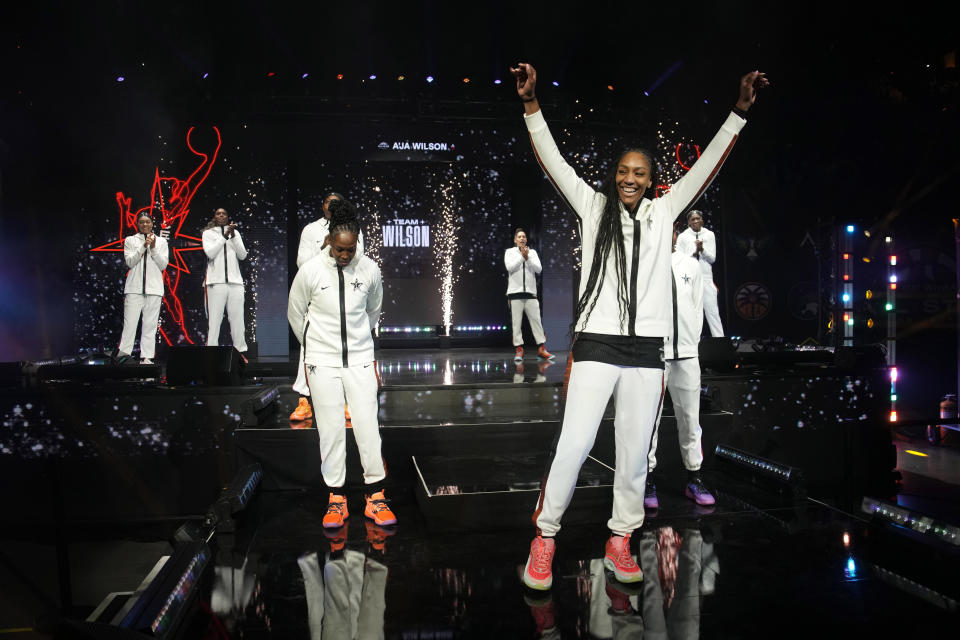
[
  {"left": 534, "top": 361, "right": 664, "bottom": 537},
  {"left": 649, "top": 357, "right": 704, "bottom": 473},
  {"left": 703, "top": 281, "right": 723, "bottom": 337},
  {"left": 298, "top": 549, "right": 387, "bottom": 640},
  {"left": 293, "top": 349, "right": 310, "bottom": 395},
  {"left": 306, "top": 363, "right": 386, "bottom": 489},
  {"left": 510, "top": 298, "right": 547, "bottom": 346},
  {"left": 119, "top": 293, "right": 162, "bottom": 359},
  {"left": 206, "top": 283, "right": 247, "bottom": 352}
]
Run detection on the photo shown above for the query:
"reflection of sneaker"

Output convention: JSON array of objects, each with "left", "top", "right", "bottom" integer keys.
[
  {"left": 323, "top": 523, "right": 348, "bottom": 552},
  {"left": 537, "top": 345, "right": 555, "bottom": 360},
  {"left": 684, "top": 477, "right": 716, "bottom": 506},
  {"left": 525, "top": 591, "right": 556, "bottom": 634},
  {"left": 604, "top": 534, "right": 643, "bottom": 583},
  {"left": 514, "top": 346, "right": 524, "bottom": 363},
  {"left": 644, "top": 481, "right": 659, "bottom": 510},
  {"left": 522, "top": 535, "right": 556, "bottom": 590},
  {"left": 605, "top": 579, "right": 635, "bottom": 615},
  {"left": 290, "top": 397, "right": 313, "bottom": 421},
  {"left": 365, "top": 520, "right": 396, "bottom": 553},
  {"left": 538, "top": 360, "right": 554, "bottom": 375},
  {"left": 322, "top": 493, "right": 348, "bottom": 529},
  {"left": 141, "top": 358, "right": 154, "bottom": 365},
  {"left": 364, "top": 491, "right": 397, "bottom": 526}
]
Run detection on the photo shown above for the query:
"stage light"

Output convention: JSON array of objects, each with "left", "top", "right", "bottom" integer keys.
[
  {"left": 116, "top": 75, "right": 125, "bottom": 82},
  {"left": 862, "top": 496, "right": 960, "bottom": 546},
  {"left": 607, "top": 84, "right": 614, "bottom": 91},
  {"left": 397, "top": 75, "right": 405, "bottom": 81},
  {"left": 426, "top": 75, "right": 434, "bottom": 83},
  {"left": 301, "top": 73, "right": 309, "bottom": 79},
  {"left": 337, "top": 73, "right": 344, "bottom": 80},
  {"left": 843, "top": 253, "right": 849, "bottom": 260},
  {"left": 206, "top": 463, "right": 263, "bottom": 533},
  {"left": 905, "top": 450, "right": 928, "bottom": 457},
  {"left": 842, "top": 293, "right": 850, "bottom": 303},
  {"left": 867, "top": 318, "right": 875, "bottom": 329},
  {"left": 704, "top": 99, "right": 709, "bottom": 104},
  {"left": 552, "top": 81, "right": 559, "bottom": 87},
  {"left": 865, "top": 290, "right": 873, "bottom": 299},
  {"left": 869, "top": 564, "right": 959, "bottom": 611},
  {"left": 843, "top": 532, "right": 851, "bottom": 547},
  {"left": 847, "top": 317, "right": 854, "bottom": 326},
  {"left": 846, "top": 225, "right": 855, "bottom": 233},
  {"left": 890, "top": 283, "right": 897, "bottom": 290},
  {"left": 643, "top": 90, "right": 650, "bottom": 96},
  {"left": 202, "top": 73, "right": 209, "bottom": 79},
  {"left": 886, "top": 302, "right": 893, "bottom": 311},
  {"left": 890, "top": 255, "right": 897, "bottom": 265},
  {"left": 369, "top": 74, "right": 377, "bottom": 80},
  {"left": 864, "top": 230, "right": 871, "bottom": 237},
  {"left": 844, "top": 274, "right": 850, "bottom": 281},
  {"left": 494, "top": 79, "right": 502, "bottom": 84},
  {"left": 890, "top": 367, "right": 898, "bottom": 382},
  {"left": 714, "top": 444, "right": 802, "bottom": 485},
  {"left": 885, "top": 236, "right": 892, "bottom": 243},
  {"left": 843, "top": 313, "right": 850, "bottom": 322},
  {"left": 267, "top": 71, "right": 275, "bottom": 77},
  {"left": 845, "top": 556, "right": 859, "bottom": 580},
  {"left": 889, "top": 274, "right": 897, "bottom": 283},
  {"left": 890, "top": 410, "right": 898, "bottom": 422},
  {"left": 891, "top": 394, "right": 897, "bottom": 401},
  {"left": 463, "top": 77, "right": 470, "bottom": 83}
]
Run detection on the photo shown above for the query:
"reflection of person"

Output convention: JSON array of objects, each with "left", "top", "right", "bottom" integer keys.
[
  {"left": 287, "top": 199, "right": 396, "bottom": 528},
  {"left": 118, "top": 212, "right": 169, "bottom": 364},
  {"left": 676, "top": 211, "right": 723, "bottom": 337},
  {"left": 298, "top": 546, "right": 388, "bottom": 640},
  {"left": 202, "top": 208, "right": 249, "bottom": 357},
  {"left": 512, "top": 62, "right": 766, "bottom": 591},
  {"left": 645, "top": 232, "right": 715, "bottom": 510},
  {"left": 505, "top": 228, "right": 554, "bottom": 363},
  {"left": 291, "top": 192, "right": 366, "bottom": 421}
]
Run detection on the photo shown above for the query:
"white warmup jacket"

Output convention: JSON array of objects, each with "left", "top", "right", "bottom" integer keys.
[
  {"left": 665, "top": 253, "right": 704, "bottom": 360},
  {"left": 203, "top": 226, "right": 248, "bottom": 284},
  {"left": 525, "top": 109, "right": 745, "bottom": 337},
  {"left": 287, "top": 245, "right": 382, "bottom": 368},
  {"left": 676, "top": 227, "right": 717, "bottom": 280},
  {"left": 123, "top": 234, "right": 169, "bottom": 295},
  {"left": 504, "top": 246, "right": 542, "bottom": 296},
  {"left": 297, "top": 218, "right": 365, "bottom": 269}
]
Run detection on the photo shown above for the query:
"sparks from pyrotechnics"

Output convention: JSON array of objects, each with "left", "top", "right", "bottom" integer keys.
[{"left": 431, "top": 171, "right": 462, "bottom": 335}]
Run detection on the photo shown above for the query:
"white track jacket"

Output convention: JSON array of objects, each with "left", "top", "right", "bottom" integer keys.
[
  {"left": 287, "top": 245, "right": 382, "bottom": 368},
  {"left": 524, "top": 109, "right": 744, "bottom": 337},
  {"left": 123, "top": 234, "right": 169, "bottom": 295},
  {"left": 665, "top": 252, "right": 704, "bottom": 360},
  {"left": 203, "top": 227, "right": 248, "bottom": 285},
  {"left": 297, "top": 218, "right": 365, "bottom": 269},
  {"left": 505, "top": 246, "right": 542, "bottom": 296},
  {"left": 676, "top": 226, "right": 717, "bottom": 280}
]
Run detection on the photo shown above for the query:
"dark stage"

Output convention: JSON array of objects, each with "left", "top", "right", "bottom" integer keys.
[{"left": 1, "top": 347, "right": 957, "bottom": 639}]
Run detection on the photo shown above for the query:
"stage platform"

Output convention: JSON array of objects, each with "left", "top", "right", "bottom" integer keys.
[{"left": 1, "top": 346, "right": 956, "bottom": 638}]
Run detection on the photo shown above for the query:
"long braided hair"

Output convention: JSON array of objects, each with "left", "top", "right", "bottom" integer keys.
[{"left": 572, "top": 148, "right": 657, "bottom": 333}]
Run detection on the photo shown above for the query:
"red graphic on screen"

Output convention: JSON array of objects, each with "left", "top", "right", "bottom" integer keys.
[{"left": 92, "top": 126, "right": 221, "bottom": 345}]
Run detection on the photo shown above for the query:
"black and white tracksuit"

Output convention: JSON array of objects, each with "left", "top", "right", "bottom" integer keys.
[
  {"left": 293, "top": 218, "right": 365, "bottom": 395},
  {"left": 287, "top": 245, "right": 384, "bottom": 489},
  {"left": 525, "top": 108, "right": 745, "bottom": 536},
  {"left": 203, "top": 226, "right": 248, "bottom": 352},
  {"left": 505, "top": 246, "right": 547, "bottom": 347},
  {"left": 650, "top": 252, "right": 705, "bottom": 474},
  {"left": 677, "top": 226, "right": 723, "bottom": 337},
  {"left": 119, "top": 233, "right": 169, "bottom": 359}
]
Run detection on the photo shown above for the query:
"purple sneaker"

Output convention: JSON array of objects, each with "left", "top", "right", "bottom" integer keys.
[
  {"left": 684, "top": 477, "right": 716, "bottom": 506},
  {"left": 643, "top": 481, "right": 659, "bottom": 510}
]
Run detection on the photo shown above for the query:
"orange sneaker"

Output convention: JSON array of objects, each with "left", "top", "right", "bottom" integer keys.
[
  {"left": 290, "top": 417, "right": 313, "bottom": 430},
  {"left": 322, "top": 493, "right": 348, "bottom": 529},
  {"left": 323, "top": 523, "right": 348, "bottom": 552},
  {"left": 514, "top": 346, "right": 524, "bottom": 363},
  {"left": 537, "top": 345, "right": 555, "bottom": 360},
  {"left": 290, "top": 397, "right": 313, "bottom": 421},
  {"left": 364, "top": 491, "right": 397, "bottom": 526}
]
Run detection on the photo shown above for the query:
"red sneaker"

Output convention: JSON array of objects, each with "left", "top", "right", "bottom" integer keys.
[
  {"left": 604, "top": 534, "right": 642, "bottom": 583},
  {"left": 514, "top": 346, "right": 524, "bottom": 363},
  {"left": 522, "top": 535, "right": 556, "bottom": 590},
  {"left": 322, "top": 493, "right": 348, "bottom": 529},
  {"left": 364, "top": 491, "right": 397, "bottom": 526},
  {"left": 537, "top": 345, "right": 555, "bottom": 360}
]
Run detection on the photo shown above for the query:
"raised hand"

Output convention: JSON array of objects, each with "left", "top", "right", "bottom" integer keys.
[
  {"left": 736, "top": 70, "right": 769, "bottom": 111},
  {"left": 509, "top": 63, "right": 537, "bottom": 102}
]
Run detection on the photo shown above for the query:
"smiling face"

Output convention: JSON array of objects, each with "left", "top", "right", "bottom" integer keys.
[
  {"left": 137, "top": 216, "right": 154, "bottom": 234},
  {"left": 515, "top": 230, "right": 527, "bottom": 248},
  {"left": 214, "top": 208, "right": 229, "bottom": 226},
  {"left": 688, "top": 212, "right": 704, "bottom": 232},
  {"left": 615, "top": 151, "right": 654, "bottom": 209},
  {"left": 330, "top": 231, "right": 357, "bottom": 267}
]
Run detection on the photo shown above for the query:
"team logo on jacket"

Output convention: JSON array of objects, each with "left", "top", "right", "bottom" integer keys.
[
  {"left": 734, "top": 282, "right": 771, "bottom": 320},
  {"left": 351, "top": 278, "right": 364, "bottom": 291}
]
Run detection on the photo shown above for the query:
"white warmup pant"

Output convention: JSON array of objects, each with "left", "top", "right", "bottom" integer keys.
[
  {"left": 534, "top": 361, "right": 664, "bottom": 537},
  {"left": 119, "top": 293, "right": 162, "bottom": 359},
  {"left": 293, "top": 348, "right": 310, "bottom": 396},
  {"left": 703, "top": 280, "right": 723, "bottom": 337},
  {"left": 306, "top": 363, "right": 386, "bottom": 489},
  {"left": 510, "top": 298, "right": 547, "bottom": 346},
  {"left": 649, "top": 357, "right": 704, "bottom": 473},
  {"left": 206, "top": 283, "right": 247, "bottom": 352}
]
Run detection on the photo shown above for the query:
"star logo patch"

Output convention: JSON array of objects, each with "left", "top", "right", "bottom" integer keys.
[
  {"left": 351, "top": 279, "right": 364, "bottom": 291},
  {"left": 681, "top": 273, "right": 692, "bottom": 284}
]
